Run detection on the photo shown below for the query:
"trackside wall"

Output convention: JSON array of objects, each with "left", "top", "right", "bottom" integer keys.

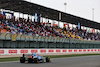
[{"left": 0, "top": 49, "right": 100, "bottom": 55}]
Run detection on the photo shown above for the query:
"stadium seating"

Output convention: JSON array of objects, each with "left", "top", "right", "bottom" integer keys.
[{"left": 0, "top": 13, "right": 100, "bottom": 41}]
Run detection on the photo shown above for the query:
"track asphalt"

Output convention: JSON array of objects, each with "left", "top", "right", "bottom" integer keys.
[{"left": 0, "top": 55, "right": 100, "bottom": 67}]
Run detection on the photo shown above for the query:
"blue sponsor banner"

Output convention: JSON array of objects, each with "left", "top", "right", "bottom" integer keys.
[
  {"left": 35, "top": 13, "right": 37, "bottom": 22},
  {"left": 78, "top": 23, "right": 80, "bottom": 29},
  {"left": 3, "top": 11, "right": 5, "bottom": 15}
]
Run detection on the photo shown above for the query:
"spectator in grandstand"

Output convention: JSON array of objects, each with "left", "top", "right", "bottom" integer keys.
[{"left": 0, "top": 14, "right": 100, "bottom": 41}]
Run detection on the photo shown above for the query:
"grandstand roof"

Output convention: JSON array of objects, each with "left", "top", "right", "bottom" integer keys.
[{"left": 0, "top": 0, "right": 100, "bottom": 30}]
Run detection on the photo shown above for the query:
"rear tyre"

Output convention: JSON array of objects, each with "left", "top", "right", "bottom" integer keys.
[
  {"left": 20, "top": 57, "right": 25, "bottom": 63},
  {"left": 46, "top": 57, "right": 50, "bottom": 62}
]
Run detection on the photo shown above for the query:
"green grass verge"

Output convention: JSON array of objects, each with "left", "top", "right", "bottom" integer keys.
[
  {"left": 0, "top": 54, "right": 100, "bottom": 62},
  {"left": 0, "top": 57, "right": 20, "bottom": 62}
]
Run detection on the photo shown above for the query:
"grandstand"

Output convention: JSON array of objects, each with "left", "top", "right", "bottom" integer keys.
[{"left": 0, "top": 0, "right": 100, "bottom": 49}]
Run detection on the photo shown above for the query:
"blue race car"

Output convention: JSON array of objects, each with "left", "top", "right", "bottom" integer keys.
[{"left": 20, "top": 54, "right": 50, "bottom": 63}]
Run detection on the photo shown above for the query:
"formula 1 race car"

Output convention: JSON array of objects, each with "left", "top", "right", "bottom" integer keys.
[{"left": 20, "top": 54, "right": 50, "bottom": 63}]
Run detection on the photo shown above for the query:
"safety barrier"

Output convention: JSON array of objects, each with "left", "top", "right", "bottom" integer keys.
[{"left": 0, "top": 49, "right": 100, "bottom": 55}]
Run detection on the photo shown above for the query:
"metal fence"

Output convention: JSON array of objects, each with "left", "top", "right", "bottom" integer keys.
[
  {"left": 0, "top": 33, "right": 100, "bottom": 44},
  {"left": 0, "top": 33, "right": 100, "bottom": 49}
]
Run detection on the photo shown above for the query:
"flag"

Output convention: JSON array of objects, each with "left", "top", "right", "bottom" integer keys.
[
  {"left": 78, "top": 23, "right": 80, "bottom": 30},
  {"left": 3, "top": 11, "right": 5, "bottom": 16},
  {"left": 12, "top": 34, "right": 16, "bottom": 41},
  {"left": 35, "top": 13, "right": 37, "bottom": 22}
]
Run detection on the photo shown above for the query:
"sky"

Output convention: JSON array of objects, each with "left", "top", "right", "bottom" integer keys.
[{"left": 25, "top": 0, "right": 100, "bottom": 23}]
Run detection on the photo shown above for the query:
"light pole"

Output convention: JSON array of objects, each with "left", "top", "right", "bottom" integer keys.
[
  {"left": 64, "top": 3, "right": 67, "bottom": 13},
  {"left": 64, "top": 3, "right": 67, "bottom": 28},
  {"left": 92, "top": 8, "right": 94, "bottom": 21}
]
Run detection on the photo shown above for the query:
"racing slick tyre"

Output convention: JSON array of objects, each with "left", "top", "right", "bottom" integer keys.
[
  {"left": 20, "top": 57, "right": 25, "bottom": 63},
  {"left": 46, "top": 57, "right": 50, "bottom": 62},
  {"left": 34, "top": 58, "right": 39, "bottom": 63}
]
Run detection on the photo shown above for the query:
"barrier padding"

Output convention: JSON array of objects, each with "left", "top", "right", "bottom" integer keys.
[{"left": 0, "top": 49, "right": 100, "bottom": 55}]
